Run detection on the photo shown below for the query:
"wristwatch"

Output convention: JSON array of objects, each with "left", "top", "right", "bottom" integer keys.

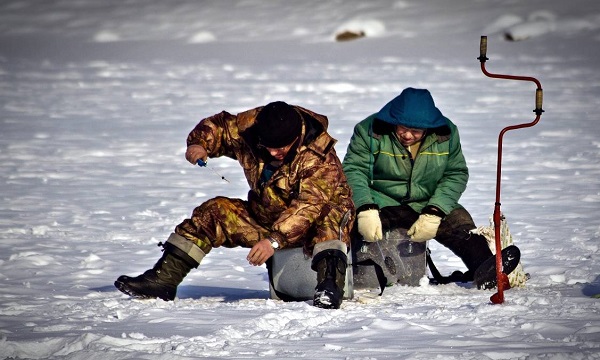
[{"left": 268, "top": 237, "right": 280, "bottom": 250}]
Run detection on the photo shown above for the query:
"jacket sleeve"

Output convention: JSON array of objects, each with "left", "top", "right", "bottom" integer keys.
[
  {"left": 186, "top": 111, "right": 241, "bottom": 160},
  {"left": 426, "top": 126, "right": 469, "bottom": 215},
  {"left": 342, "top": 118, "right": 377, "bottom": 211}
]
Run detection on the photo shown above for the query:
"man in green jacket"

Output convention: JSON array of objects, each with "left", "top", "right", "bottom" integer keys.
[
  {"left": 115, "top": 101, "right": 354, "bottom": 309},
  {"left": 342, "top": 88, "right": 519, "bottom": 288}
]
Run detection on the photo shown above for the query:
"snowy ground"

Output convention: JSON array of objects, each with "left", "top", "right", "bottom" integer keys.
[{"left": 1, "top": 0, "right": 600, "bottom": 359}]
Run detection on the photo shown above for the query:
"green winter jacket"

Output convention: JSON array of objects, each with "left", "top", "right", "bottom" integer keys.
[{"left": 342, "top": 114, "right": 468, "bottom": 215}]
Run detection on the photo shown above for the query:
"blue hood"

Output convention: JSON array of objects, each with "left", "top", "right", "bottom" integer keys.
[{"left": 375, "top": 88, "right": 447, "bottom": 129}]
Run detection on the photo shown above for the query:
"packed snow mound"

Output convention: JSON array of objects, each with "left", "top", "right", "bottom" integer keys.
[
  {"left": 333, "top": 18, "right": 386, "bottom": 41},
  {"left": 93, "top": 30, "right": 122, "bottom": 43},
  {"left": 484, "top": 10, "right": 600, "bottom": 41},
  {"left": 188, "top": 31, "right": 217, "bottom": 44}
]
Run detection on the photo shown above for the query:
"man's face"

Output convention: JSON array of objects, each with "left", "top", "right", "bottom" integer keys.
[
  {"left": 395, "top": 125, "right": 425, "bottom": 146},
  {"left": 263, "top": 137, "right": 298, "bottom": 160}
]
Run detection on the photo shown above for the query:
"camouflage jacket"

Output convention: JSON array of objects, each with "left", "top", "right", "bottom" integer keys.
[{"left": 187, "top": 105, "right": 354, "bottom": 248}]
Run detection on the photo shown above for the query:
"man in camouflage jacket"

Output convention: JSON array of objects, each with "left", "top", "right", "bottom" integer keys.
[{"left": 115, "top": 101, "right": 354, "bottom": 309}]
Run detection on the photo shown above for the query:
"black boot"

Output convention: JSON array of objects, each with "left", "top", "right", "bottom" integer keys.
[
  {"left": 428, "top": 232, "right": 493, "bottom": 284},
  {"left": 437, "top": 232, "right": 493, "bottom": 277},
  {"left": 311, "top": 249, "right": 347, "bottom": 309},
  {"left": 473, "top": 245, "right": 521, "bottom": 290},
  {"left": 115, "top": 243, "right": 199, "bottom": 301}
]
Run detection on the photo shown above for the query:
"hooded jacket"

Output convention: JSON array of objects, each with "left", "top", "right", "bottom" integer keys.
[
  {"left": 186, "top": 105, "right": 354, "bottom": 248},
  {"left": 342, "top": 88, "right": 468, "bottom": 215}
]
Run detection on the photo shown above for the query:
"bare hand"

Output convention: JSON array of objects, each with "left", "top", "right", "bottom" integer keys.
[
  {"left": 246, "top": 239, "right": 274, "bottom": 266},
  {"left": 185, "top": 145, "right": 208, "bottom": 165}
]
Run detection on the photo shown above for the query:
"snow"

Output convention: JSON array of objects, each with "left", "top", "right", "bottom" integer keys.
[{"left": 1, "top": 0, "right": 600, "bottom": 359}]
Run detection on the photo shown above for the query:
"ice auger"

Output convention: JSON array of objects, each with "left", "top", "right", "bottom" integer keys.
[{"left": 477, "top": 35, "right": 544, "bottom": 304}]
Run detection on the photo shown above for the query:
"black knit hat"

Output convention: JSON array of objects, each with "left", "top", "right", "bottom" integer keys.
[{"left": 255, "top": 101, "right": 302, "bottom": 148}]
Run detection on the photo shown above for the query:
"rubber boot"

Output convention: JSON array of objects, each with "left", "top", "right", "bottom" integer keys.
[
  {"left": 473, "top": 245, "right": 521, "bottom": 290},
  {"left": 114, "top": 242, "right": 199, "bottom": 301},
  {"left": 311, "top": 249, "right": 347, "bottom": 309},
  {"left": 443, "top": 233, "right": 495, "bottom": 282}
]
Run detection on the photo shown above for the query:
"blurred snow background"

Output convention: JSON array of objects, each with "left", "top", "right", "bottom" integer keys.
[{"left": 1, "top": 0, "right": 599, "bottom": 359}]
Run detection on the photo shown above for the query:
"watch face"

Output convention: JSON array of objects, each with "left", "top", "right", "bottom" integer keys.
[{"left": 270, "top": 239, "right": 279, "bottom": 249}]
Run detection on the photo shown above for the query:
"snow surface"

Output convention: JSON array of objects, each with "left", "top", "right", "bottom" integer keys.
[{"left": 1, "top": 0, "right": 599, "bottom": 359}]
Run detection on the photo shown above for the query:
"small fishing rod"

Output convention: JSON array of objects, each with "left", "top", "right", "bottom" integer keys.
[{"left": 197, "top": 159, "right": 230, "bottom": 183}]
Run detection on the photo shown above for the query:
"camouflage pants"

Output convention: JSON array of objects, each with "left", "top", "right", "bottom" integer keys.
[
  {"left": 174, "top": 196, "right": 350, "bottom": 255},
  {"left": 377, "top": 205, "right": 493, "bottom": 271}
]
